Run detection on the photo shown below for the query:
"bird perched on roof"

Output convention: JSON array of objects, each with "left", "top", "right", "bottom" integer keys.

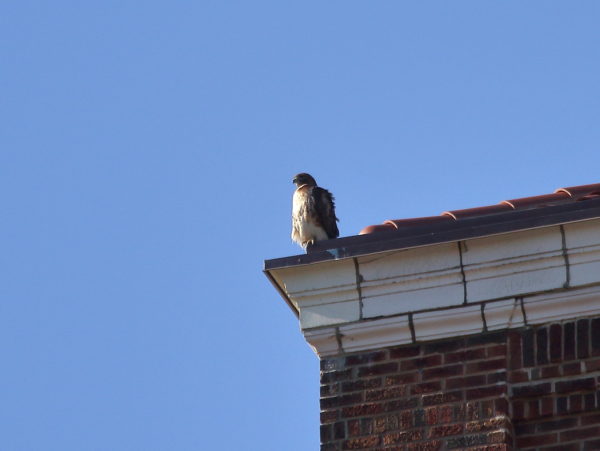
[{"left": 291, "top": 173, "right": 339, "bottom": 249}]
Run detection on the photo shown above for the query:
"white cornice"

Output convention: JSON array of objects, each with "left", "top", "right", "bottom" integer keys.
[
  {"left": 305, "top": 285, "right": 600, "bottom": 357},
  {"left": 267, "top": 218, "right": 600, "bottom": 356}
]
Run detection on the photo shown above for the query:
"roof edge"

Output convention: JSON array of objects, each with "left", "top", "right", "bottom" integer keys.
[{"left": 264, "top": 197, "right": 600, "bottom": 271}]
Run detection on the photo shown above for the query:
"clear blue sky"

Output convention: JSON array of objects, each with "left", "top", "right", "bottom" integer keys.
[{"left": 1, "top": 2, "right": 599, "bottom": 450}]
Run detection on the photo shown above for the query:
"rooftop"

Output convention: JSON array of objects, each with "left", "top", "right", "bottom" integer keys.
[{"left": 265, "top": 182, "right": 600, "bottom": 271}]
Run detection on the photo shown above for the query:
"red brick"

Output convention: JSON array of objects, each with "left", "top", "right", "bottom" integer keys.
[
  {"left": 446, "top": 347, "right": 486, "bottom": 364},
  {"left": 365, "top": 386, "right": 406, "bottom": 401},
  {"left": 569, "top": 394, "right": 583, "bottom": 413},
  {"left": 564, "top": 322, "right": 576, "bottom": 361},
  {"left": 423, "top": 364, "right": 463, "bottom": 381},
  {"left": 342, "top": 435, "right": 380, "bottom": 449},
  {"left": 321, "top": 357, "right": 342, "bottom": 371},
  {"left": 373, "top": 414, "right": 411, "bottom": 433},
  {"left": 347, "top": 419, "right": 360, "bottom": 437},
  {"left": 487, "top": 371, "right": 507, "bottom": 384},
  {"left": 446, "top": 375, "right": 486, "bottom": 390},
  {"left": 384, "top": 398, "right": 419, "bottom": 412},
  {"left": 495, "top": 397, "right": 509, "bottom": 416},
  {"left": 406, "top": 441, "right": 442, "bottom": 451},
  {"left": 385, "top": 372, "right": 418, "bottom": 386},
  {"left": 358, "top": 418, "right": 374, "bottom": 435},
  {"left": 389, "top": 344, "right": 421, "bottom": 359},
  {"left": 586, "top": 358, "right": 600, "bottom": 372},
  {"left": 466, "top": 446, "right": 511, "bottom": 451},
  {"left": 542, "top": 444, "right": 580, "bottom": 451},
  {"left": 400, "top": 355, "right": 442, "bottom": 371},
  {"left": 480, "top": 399, "right": 496, "bottom": 418},
  {"left": 321, "top": 410, "right": 338, "bottom": 424},
  {"left": 466, "top": 385, "right": 507, "bottom": 401},
  {"left": 557, "top": 396, "right": 568, "bottom": 415},
  {"left": 342, "top": 378, "right": 382, "bottom": 393},
  {"left": 512, "top": 400, "right": 525, "bottom": 420},
  {"left": 541, "top": 397, "right": 554, "bottom": 416},
  {"left": 411, "top": 381, "right": 442, "bottom": 395},
  {"left": 549, "top": 323, "right": 562, "bottom": 362},
  {"left": 428, "top": 423, "right": 464, "bottom": 438},
  {"left": 578, "top": 319, "right": 590, "bottom": 359},
  {"left": 563, "top": 361, "right": 582, "bottom": 375},
  {"left": 556, "top": 376, "right": 596, "bottom": 393},
  {"left": 584, "top": 439, "right": 600, "bottom": 450},
  {"left": 320, "top": 316, "right": 600, "bottom": 451},
  {"left": 422, "top": 390, "right": 463, "bottom": 406},
  {"left": 453, "top": 401, "right": 482, "bottom": 422},
  {"left": 321, "top": 368, "right": 353, "bottom": 383},
  {"left": 516, "top": 432, "right": 557, "bottom": 447},
  {"left": 334, "top": 421, "right": 346, "bottom": 439},
  {"left": 423, "top": 339, "right": 465, "bottom": 354},
  {"left": 592, "top": 318, "right": 600, "bottom": 356},
  {"left": 537, "top": 327, "right": 549, "bottom": 365},
  {"left": 584, "top": 392, "right": 596, "bottom": 410},
  {"left": 445, "top": 433, "right": 493, "bottom": 448},
  {"left": 399, "top": 410, "right": 413, "bottom": 428},
  {"left": 541, "top": 365, "right": 561, "bottom": 379},
  {"left": 513, "top": 382, "right": 552, "bottom": 397},
  {"left": 357, "top": 362, "right": 398, "bottom": 377},
  {"left": 341, "top": 403, "right": 384, "bottom": 418},
  {"left": 488, "top": 430, "right": 512, "bottom": 444},
  {"left": 465, "top": 417, "right": 510, "bottom": 433},
  {"left": 345, "top": 350, "right": 387, "bottom": 366},
  {"left": 560, "top": 426, "right": 600, "bottom": 442},
  {"left": 515, "top": 422, "right": 535, "bottom": 435},
  {"left": 466, "top": 358, "right": 507, "bottom": 374},
  {"left": 320, "top": 424, "right": 332, "bottom": 442},
  {"left": 508, "top": 370, "right": 529, "bottom": 383},
  {"left": 466, "top": 331, "right": 506, "bottom": 346},
  {"left": 321, "top": 393, "right": 364, "bottom": 409},
  {"left": 523, "top": 328, "right": 535, "bottom": 367},
  {"left": 487, "top": 344, "right": 507, "bottom": 358},
  {"left": 424, "top": 405, "right": 453, "bottom": 425},
  {"left": 536, "top": 417, "right": 578, "bottom": 432},
  {"left": 382, "top": 430, "right": 422, "bottom": 445},
  {"left": 321, "top": 383, "right": 340, "bottom": 397},
  {"left": 527, "top": 399, "right": 540, "bottom": 419},
  {"left": 508, "top": 330, "right": 523, "bottom": 370},
  {"left": 582, "top": 412, "right": 600, "bottom": 426}
]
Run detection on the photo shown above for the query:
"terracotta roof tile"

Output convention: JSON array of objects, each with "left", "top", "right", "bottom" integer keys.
[
  {"left": 442, "top": 204, "right": 513, "bottom": 220},
  {"left": 501, "top": 192, "right": 571, "bottom": 209},
  {"left": 555, "top": 183, "right": 600, "bottom": 199},
  {"left": 360, "top": 182, "right": 600, "bottom": 235},
  {"left": 385, "top": 216, "right": 453, "bottom": 228}
]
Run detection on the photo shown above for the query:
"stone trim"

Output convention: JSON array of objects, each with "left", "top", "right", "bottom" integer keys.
[{"left": 306, "top": 285, "right": 600, "bottom": 357}]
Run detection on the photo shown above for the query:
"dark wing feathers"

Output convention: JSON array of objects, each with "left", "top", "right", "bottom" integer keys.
[{"left": 312, "top": 186, "right": 339, "bottom": 239}]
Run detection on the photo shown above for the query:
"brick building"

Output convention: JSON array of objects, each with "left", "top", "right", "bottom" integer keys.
[{"left": 264, "top": 183, "right": 600, "bottom": 450}]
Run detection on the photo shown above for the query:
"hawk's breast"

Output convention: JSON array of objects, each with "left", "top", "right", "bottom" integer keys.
[{"left": 292, "top": 185, "right": 327, "bottom": 246}]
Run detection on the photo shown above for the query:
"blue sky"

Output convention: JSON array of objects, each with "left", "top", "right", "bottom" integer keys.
[{"left": 1, "top": 2, "right": 599, "bottom": 450}]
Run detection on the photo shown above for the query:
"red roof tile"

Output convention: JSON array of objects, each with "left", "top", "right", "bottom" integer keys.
[
  {"left": 556, "top": 183, "right": 600, "bottom": 199},
  {"left": 360, "top": 182, "right": 600, "bottom": 235},
  {"left": 385, "top": 216, "right": 453, "bottom": 228},
  {"left": 442, "top": 204, "right": 513, "bottom": 220}
]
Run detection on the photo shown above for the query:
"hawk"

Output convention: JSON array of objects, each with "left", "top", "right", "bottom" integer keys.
[{"left": 291, "top": 173, "right": 339, "bottom": 249}]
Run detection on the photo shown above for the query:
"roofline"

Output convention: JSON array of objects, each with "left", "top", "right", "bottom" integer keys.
[
  {"left": 264, "top": 197, "right": 600, "bottom": 271},
  {"left": 263, "top": 268, "right": 299, "bottom": 318}
]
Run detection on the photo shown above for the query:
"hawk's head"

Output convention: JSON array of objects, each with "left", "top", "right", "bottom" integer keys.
[{"left": 293, "top": 173, "right": 317, "bottom": 188}]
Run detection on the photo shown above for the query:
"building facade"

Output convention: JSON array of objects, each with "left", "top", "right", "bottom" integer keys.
[{"left": 265, "top": 183, "right": 600, "bottom": 450}]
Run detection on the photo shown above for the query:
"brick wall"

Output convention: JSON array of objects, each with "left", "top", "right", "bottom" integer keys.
[
  {"left": 319, "top": 316, "right": 600, "bottom": 450},
  {"left": 510, "top": 317, "right": 600, "bottom": 450}
]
